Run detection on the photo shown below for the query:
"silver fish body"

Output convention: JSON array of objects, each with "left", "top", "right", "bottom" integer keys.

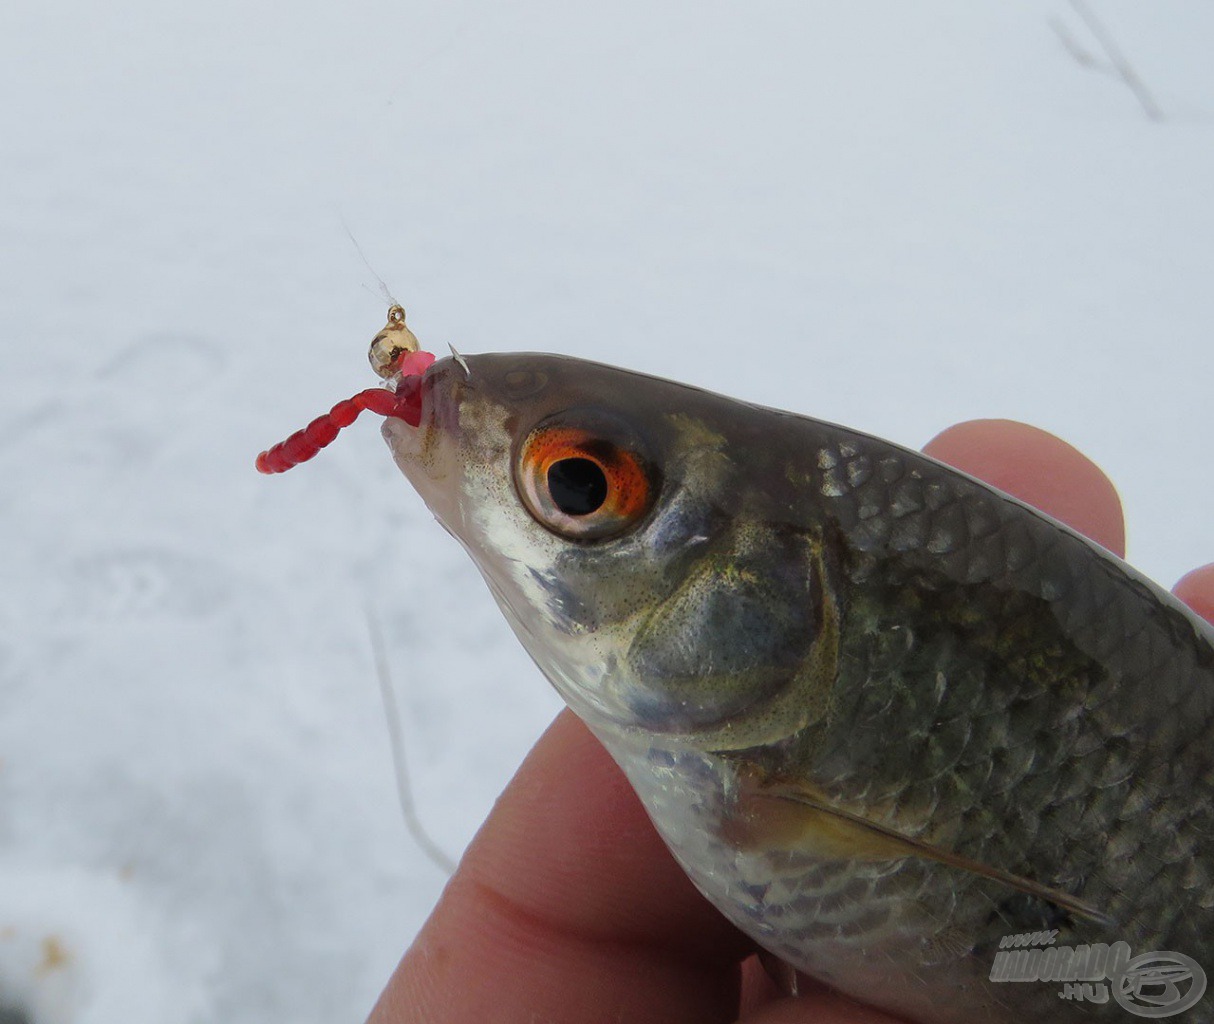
[{"left": 384, "top": 353, "right": 1214, "bottom": 1023}]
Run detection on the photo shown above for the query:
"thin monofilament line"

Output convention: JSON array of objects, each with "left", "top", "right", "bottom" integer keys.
[{"left": 366, "top": 608, "right": 458, "bottom": 877}]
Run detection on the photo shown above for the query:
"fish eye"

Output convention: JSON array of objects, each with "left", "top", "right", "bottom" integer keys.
[
  {"left": 515, "top": 417, "right": 655, "bottom": 540},
  {"left": 547, "top": 458, "right": 608, "bottom": 516}
]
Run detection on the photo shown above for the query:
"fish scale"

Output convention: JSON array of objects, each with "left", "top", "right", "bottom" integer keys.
[{"left": 752, "top": 428, "right": 1212, "bottom": 1004}]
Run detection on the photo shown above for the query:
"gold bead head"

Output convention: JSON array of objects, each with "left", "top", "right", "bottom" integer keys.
[{"left": 369, "top": 304, "right": 421, "bottom": 379}]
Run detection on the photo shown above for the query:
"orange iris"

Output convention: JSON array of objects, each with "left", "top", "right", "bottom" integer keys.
[{"left": 516, "top": 424, "right": 654, "bottom": 539}]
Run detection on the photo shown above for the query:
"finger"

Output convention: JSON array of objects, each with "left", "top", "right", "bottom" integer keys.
[
  {"left": 368, "top": 709, "right": 753, "bottom": 1024},
  {"left": 923, "top": 419, "right": 1126, "bottom": 557},
  {"left": 1174, "top": 563, "right": 1214, "bottom": 625}
]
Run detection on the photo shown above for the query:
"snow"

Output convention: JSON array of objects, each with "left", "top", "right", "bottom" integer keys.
[{"left": 1, "top": 1, "right": 1211, "bottom": 1020}]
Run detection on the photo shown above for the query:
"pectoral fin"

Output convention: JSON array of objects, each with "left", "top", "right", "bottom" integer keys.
[
  {"left": 756, "top": 948, "right": 802, "bottom": 997},
  {"left": 725, "top": 777, "right": 1113, "bottom": 929}
]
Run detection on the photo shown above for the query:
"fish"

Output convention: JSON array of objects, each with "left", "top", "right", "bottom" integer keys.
[
  {"left": 378, "top": 349, "right": 1214, "bottom": 1015},
  {"left": 262, "top": 331, "right": 1214, "bottom": 1022},
  {"left": 379, "top": 351, "right": 1214, "bottom": 1022}
]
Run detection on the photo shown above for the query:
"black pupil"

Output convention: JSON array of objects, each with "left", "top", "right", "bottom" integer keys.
[{"left": 547, "top": 458, "right": 608, "bottom": 516}]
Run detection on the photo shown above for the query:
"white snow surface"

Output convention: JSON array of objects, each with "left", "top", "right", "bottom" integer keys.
[{"left": 2, "top": 1, "right": 1211, "bottom": 1020}]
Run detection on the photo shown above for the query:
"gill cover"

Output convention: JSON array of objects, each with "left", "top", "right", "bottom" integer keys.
[{"left": 623, "top": 524, "right": 840, "bottom": 750}]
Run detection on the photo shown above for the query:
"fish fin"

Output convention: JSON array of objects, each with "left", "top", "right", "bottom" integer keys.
[
  {"left": 756, "top": 948, "right": 800, "bottom": 997},
  {"left": 727, "top": 778, "right": 1113, "bottom": 929}
]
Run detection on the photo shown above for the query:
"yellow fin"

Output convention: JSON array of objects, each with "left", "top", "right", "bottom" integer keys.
[{"left": 727, "top": 778, "right": 1113, "bottom": 929}]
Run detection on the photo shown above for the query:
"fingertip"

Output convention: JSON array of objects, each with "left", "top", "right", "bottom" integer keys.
[
  {"left": 923, "top": 419, "right": 1126, "bottom": 557},
  {"left": 1174, "top": 563, "right": 1214, "bottom": 626}
]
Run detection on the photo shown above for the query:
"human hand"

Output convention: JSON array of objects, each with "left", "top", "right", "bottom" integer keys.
[{"left": 367, "top": 419, "right": 1214, "bottom": 1024}]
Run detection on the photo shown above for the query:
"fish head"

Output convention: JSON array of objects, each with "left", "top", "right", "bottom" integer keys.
[{"left": 382, "top": 352, "right": 837, "bottom": 754}]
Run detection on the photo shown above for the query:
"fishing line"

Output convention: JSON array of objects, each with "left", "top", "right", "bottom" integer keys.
[
  {"left": 366, "top": 607, "right": 457, "bottom": 876},
  {"left": 339, "top": 215, "right": 402, "bottom": 308}
]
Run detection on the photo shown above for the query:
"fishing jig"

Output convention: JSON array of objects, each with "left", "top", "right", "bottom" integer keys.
[{"left": 255, "top": 306, "right": 435, "bottom": 474}]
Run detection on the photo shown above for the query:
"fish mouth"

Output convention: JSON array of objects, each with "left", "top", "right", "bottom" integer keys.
[
  {"left": 391, "top": 357, "right": 465, "bottom": 435},
  {"left": 381, "top": 357, "right": 469, "bottom": 528}
]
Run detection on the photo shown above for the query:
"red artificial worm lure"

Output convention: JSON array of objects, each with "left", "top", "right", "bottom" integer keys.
[{"left": 255, "top": 305, "right": 436, "bottom": 474}]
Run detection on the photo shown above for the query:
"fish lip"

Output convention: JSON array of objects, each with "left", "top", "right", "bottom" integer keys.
[
  {"left": 431, "top": 362, "right": 467, "bottom": 435},
  {"left": 380, "top": 357, "right": 468, "bottom": 510},
  {"left": 382, "top": 357, "right": 464, "bottom": 442},
  {"left": 415, "top": 358, "right": 466, "bottom": 435},
  {"left": 380, "top": 413, "right": 414, "bottom": 458}
]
